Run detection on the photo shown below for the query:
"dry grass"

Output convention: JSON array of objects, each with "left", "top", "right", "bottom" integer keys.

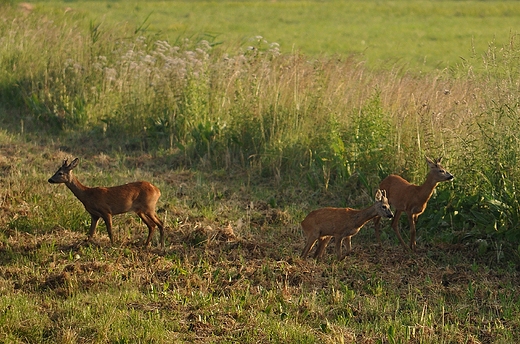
[{"left": 1, "top": 220, "right": 518, "bottom": 342}]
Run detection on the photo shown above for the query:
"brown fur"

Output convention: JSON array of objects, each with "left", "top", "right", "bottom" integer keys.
[
  {"left": 301, "top": 190, "right": 393, "bottom": 260},
  {"left": 374, "top": 156, "right": 454, "bottom": 251},
  {"left": 48, "top": 158, "right": 165, "bottom": 247}
]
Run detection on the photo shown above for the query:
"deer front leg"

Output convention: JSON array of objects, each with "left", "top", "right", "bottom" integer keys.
[
  {"left": 390, "top": 210, "right": 409, "bottom": 250},
  {"left": 337, "top": 236, "right": 353, "bottom": 261},
  {"left": 88, "top": 214, "right": 100, "bottom": 241}
]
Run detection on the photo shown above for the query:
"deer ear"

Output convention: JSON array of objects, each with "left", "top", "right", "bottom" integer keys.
[
  {"left": 61, "top": 159, "right": 68, "bottom": 167},
  {"left": 435, "top": 157, "right": 443, "bottom": 164},
  {"left": 375, "top": 189, "right": 383, "bottom": 201},
  {"left": 69, "top": 158, "right": 79, "bottom": 170},
  {"left": 425, "top": 156, "right": 436, "bottom": 168}
]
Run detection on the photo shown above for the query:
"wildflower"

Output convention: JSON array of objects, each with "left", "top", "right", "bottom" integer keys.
[{"left": 104, "top": 67, "right": 117, "bottom": 82}]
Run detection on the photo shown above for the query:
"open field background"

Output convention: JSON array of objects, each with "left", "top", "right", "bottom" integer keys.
[
  {"left": 1, "top": 1, "right": 520, "bottom": 342},
  {"left": 27, "top": 0, "right": 520, "bottom": 72}
]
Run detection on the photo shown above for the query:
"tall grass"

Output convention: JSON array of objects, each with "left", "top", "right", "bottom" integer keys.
[{"left": 2, "top": 5, "right": 520, "bottom": 254}]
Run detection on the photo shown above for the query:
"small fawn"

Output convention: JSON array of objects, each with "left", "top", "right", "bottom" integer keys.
[
  {"left": 374, "top": 156, "right": 454, "bottom": 251},
  {"left": 301, "top": 189, "right": 394, "bottom": 260},
  {"left": 48, "top": 158, "right": 165, "bottom": 248}
]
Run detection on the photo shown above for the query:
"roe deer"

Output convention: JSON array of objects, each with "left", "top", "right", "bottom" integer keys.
[
  {"left": 48, "top": 158, "right": 165, "bottom": 248},
  {"left": 301, "top": 189, "right": 394, "bottom": 260},
  {"left": 374, "top": 156, "right": 454, "bottom": 251}
]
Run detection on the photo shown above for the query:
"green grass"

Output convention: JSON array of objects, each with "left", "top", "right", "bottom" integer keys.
[
  {"left": 1, "top": 1, "right": 520, "bottom": 342},
  {"left": 30, "top": 0, "right": 520, "bottom": 72}
]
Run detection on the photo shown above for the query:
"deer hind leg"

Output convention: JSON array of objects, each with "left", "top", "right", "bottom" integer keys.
[
  {"left": 88, "top": 214, "right": 100, "bottom": 240},
  {"left": 390, "top": 210, "right": 409, "bottom": 250},
  {"left": 301, "top": 226, "right": 321, "bottom": 259},
  {"left": 334, "top": 236, "right": 344, "bottom": 260},
  {"left": 343, "top": 236, "right": 352, "bottom": 258},
  {"left": 150, "top": 213, "right": 165, "bottom": 248},
  {"left": 314, "top": 237, "right": 332, "bottom": 259},
  {"left": 408, "top": 213, "right": 419, "bottom": 251},
  {"left": 137, "top": 212, "right": 157, "bottom": 246},
  {"left": 301, "top": 237, "right": 317, "bottom": 258},
  {"left": 101, "top": 214, "right": 114, "bottom": 244}
]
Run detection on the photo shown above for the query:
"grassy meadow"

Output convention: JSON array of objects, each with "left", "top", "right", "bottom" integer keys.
[
  {"left": 21, "top": 0, "right": 520, "bottom": 72},
  {"left": 0, "top": 1, "right": 520, "bottom": 343}
]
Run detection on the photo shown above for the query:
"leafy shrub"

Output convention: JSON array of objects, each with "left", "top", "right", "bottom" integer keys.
[{"left": 452, "top": 103, "right": 520, "bottom": 247}]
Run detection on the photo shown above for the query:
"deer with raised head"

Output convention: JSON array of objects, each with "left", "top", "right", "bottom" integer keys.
[
  {"left": 301, "top": 189, "right": 394, "bottom": 260},
  {"left": 374, "top": 156, "right": 454, "bottom": 251},
  {"left": 48, "top": 158, "right": 165, "bottom": 248}
]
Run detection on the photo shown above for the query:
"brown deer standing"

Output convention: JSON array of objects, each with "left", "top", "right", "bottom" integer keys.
[
  {"left": 301, "top": 189, "right": 394, "bottom": 260},
  {"left": 373, "top": 156, "right": 454, "bottom": 251},
  {"left": 48, "top": 158, "right": 165, "bottom": 248}
]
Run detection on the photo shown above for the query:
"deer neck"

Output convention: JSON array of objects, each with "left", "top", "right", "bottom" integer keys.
[
  {"left": 352, "top": 205, "right": 379, "bottom": 228},
  {"left": 65, "top": 176, "right": 90, "bottom": 202},
  {"left": 417, "top": 172, "right": 440, "bottom": 203}
]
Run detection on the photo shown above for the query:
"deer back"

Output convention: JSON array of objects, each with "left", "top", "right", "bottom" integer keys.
[
  {"left": 301, "top": 207, "right": 357, "bottom": 237},
  {"left": 84, "top": 182, "right": 161, "bottom": 216},
  {"left": 49, "top": 158, "right": 161, "bottom": 216}
]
